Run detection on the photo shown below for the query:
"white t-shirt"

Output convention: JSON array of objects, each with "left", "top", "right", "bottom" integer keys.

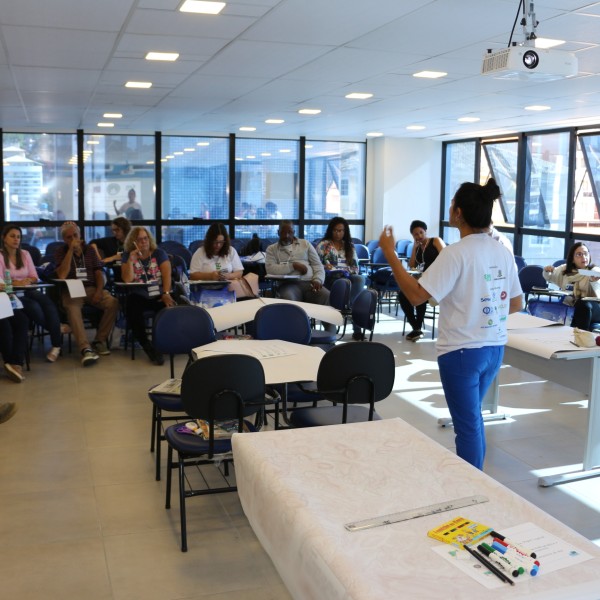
[
  {"left": 190, "top": 246, "right": 243, "bottom": 274},
  {"left": 419, "top": 233, "right": 522, "bottom": 356}
]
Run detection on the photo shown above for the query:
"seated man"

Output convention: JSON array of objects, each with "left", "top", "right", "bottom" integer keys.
[
  {"left": 265, "top": 221, "right": 335, "bottom": 332},
  {"left": 55, "top": 222, "right": 119, "bottom": 366}
]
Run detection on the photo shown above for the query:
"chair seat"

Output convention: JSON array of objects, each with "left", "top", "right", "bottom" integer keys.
[
  {"left": 289, "top": 405, "right": 382, "bottom": 428},
  {"left": 165, "top": 421, "right": 257, "bottom": 455},
  {"left": 309, "top": 329, "right": 337, "bottom": 345},
  {"left": 148, "top": 389, "right": 185, "bottom": 412}
]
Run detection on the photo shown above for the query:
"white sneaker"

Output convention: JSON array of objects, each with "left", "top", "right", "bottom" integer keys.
[
  {"left": 46, "top": 347, "right": 61, "bottom": 362},
  {"left": 81, "top": 348, "right": 99, "bottom": 367}
]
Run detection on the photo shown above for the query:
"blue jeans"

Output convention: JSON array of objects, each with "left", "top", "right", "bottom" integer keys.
[{"left": 437, "top": 346, "right": 504, "bottom": 470}]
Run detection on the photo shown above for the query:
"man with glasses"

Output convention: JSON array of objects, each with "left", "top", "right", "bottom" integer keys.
[{"left": 55, "top": 222, "right": 119, "bottom": 366}]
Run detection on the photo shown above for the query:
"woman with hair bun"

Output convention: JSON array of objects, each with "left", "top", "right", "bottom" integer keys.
[{"left": 378, "top": 179, "right": 523, "bottom": 470}]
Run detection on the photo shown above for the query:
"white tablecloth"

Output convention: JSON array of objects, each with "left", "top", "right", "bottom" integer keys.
[{"left": 232, "top": 418, "right": 600, "bottom": 600}]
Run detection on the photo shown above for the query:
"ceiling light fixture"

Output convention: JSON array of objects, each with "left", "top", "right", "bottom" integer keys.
[
  {"left": 146, "top": 52, "right": 179, "bottom": 61},
  {"left": 406, "top": 125, "right": 426, "bottom": 130},
  {"left": 413, "top": 71, "right": 447, "bottom": 79},
  {"left": 525, "top": 105, "right": 551, "bottom": 111},
  {"left": 97, "top": 122, "right": 114, "bottom": 127},
  {"left": 125, "top": 81, "right": 152, "bottom": 89},
  {"left": 239, "top": 126, "right": 256, "bottom": 132},
  {"left": 86, "top": 140, "right": 100, "bottom": 145},
  {"left": 366, "top": 132, "right": 383, "bottom": 138},
  {"left": 197, "top": 142, "right": 210, "bottom": 146},
  {"left": 345, "top": 92, "right": 373, "bottom": 100},
  {"left": 103, "top": 113, "right": 122, "bottom": 119},
  {"left": 179, "top": 1, "right": 226, "bottom": 15},
  {"left": 265, "top": 119, "right": 285, "bottom": 124},
  {"left": 458, "top": 117, "right": 481, "bottom": 123},
  {"left": 298, "top": 108, "right": 321, "bottom": 115}
]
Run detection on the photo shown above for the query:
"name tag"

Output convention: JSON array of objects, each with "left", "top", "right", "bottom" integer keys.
[
  {"left": 76, "top": 267, "right": 87, "bottom": 279},
  {"left": 147, "top": 281, "right": 160, "bottom": 297}
]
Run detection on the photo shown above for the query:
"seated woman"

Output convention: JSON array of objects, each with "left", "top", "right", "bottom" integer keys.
[
  {"left": 316, "top": 217, "right": 365, "bottom": 340},
  {"left": 121, "top": 227, "right": 176, "bottom": 364},
  {"left": 189, "top": 223, "right": 243, "bottom": 281},
  {"left": 90, "top": 216, "right": 131, "bottom": 266},
  {"left": 1, "top": 225, "right": 62, "bottom": 363},
  {"left": 398, "top": 220, "right": 445, "bottom": 342},
  {"left": 543, "top": 242, "right": 600, "bottom": 331},
  {"left": 0, "top": 280, "right": 29, "bottom": 383}
]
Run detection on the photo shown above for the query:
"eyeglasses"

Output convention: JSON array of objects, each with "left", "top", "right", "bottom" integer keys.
[{"left": 574, "top": 252, "right": 589, "bottom": 258}]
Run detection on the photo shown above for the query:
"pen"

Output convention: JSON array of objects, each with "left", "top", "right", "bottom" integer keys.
[
  {"left": 463, "top": 544, "right": 514, "bottom": 586},
  {"left": 490, "top": 530, "right": 537, "bottom": 558}
]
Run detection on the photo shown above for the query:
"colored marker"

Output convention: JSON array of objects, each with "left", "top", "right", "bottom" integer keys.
[
  {"left": 491, "top": 541, "right": 538, "bottom": 575},
  {"left": 477, "top": 544, "right": 520, "bottom": 578},
  {"left": 463, "top": 544, "right": 514, "bottom": 586},
  {"left": 490, "top": 530, "right": 537, "bottom": 558},
  {"left": 493, "top": 539, "right": 540, "bottom": 570}
]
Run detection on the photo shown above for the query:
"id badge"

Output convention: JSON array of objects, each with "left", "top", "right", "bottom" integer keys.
[
  {"left": 147, "top": 281, "right": 160, "bottom": 298},
  {"left": 76, "top": 267, "right": 87, "bottom": 279}
]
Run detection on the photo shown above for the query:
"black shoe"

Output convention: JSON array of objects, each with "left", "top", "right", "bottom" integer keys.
[
  {"left": 406, "top": 330, "right": 423, "bottom": 342},
  {"left": 352, "top": 331, "right": 363, "bottom": 341},
  {"left": 143, "top": 344, "right": 164, "bottom": 366}
]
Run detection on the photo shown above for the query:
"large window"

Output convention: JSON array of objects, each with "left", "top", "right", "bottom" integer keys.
[
  {"left": 83, "top": 133, "right": 155, "bottom": 221},
  {"left": 481, "top": 139, "right": 518, "bottom": 228},
  {"left": 3, "top": 132, "right": 77, "bottom": 221},
  {"left": 575, "top": 133, "right": 600, "bottom": 237},
  {"left": 161, "top": 136, "right": 228, "bottom": 222}
]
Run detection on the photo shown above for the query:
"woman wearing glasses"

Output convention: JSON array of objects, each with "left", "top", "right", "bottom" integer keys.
[{"left": 543, "top": 242, "right": 600, "bottom": 331}]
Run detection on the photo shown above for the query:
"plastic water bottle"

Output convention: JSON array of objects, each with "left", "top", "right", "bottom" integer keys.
[{"left": 4, "top": 269, "right": 13, "bottom": 294}]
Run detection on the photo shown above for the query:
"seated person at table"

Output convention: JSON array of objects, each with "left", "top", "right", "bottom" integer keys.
[
  {"left": 0, "top": 276, "right": 30, "bottom": 382},
  {"left": 1, "top": 225, "right": 62, "bottom": 362},
  {"left": 90, "top": 216, "right": 131, "bottom": 267},
  {"left": 398, "top": 220, "right": 445, "bottom": 342},
  {"left": 121, "top": 227, "right": 176, "bottom": 364},
  {"left": 316, "top": 216, "right": 365, "bottom": 340},
  {"left": 189, "top": 223, "right": 243, "bottom": 281},
  {"left": 543, "top": 242, "right": 600, "bottom": 331},
  {"left": 54, "top": 222, "right": 119, "bottom": 367},
  {"left": 266, "top": 221, "right": 335, "bottom": 332}
]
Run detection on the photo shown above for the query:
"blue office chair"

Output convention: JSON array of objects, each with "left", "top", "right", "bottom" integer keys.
[
  {"left": 188, "top": 239, "right": 203, "bottom": 255},
  {"left": 164, "top": 354, "right": 266, "bottom": 551},
  {"left": 395, "top": 239, "right": 411, "bottom": 257},
  {"left": 21, "top": 242, "right": 42, "bottom": 266},
  {"left": 514, "top": 255, "right": 527, "bottom": 272},
  {"left": 159, "top": 241, "right": 192, "bottom": 269},
  {"left": 148, "top": 305, "right": 217, "bottom": 481},
  {"left": 518, "top": 265, "right": 547, "bottom": 307},
  {"left": 253, "top": 303, "right": 312, "bottom": 344},
  {"left": 288, "top": 342, "right": 395, "bottom": 428},
  {"left": 553, "top": 260, "right": 566, "bottom": 267},
  {"left": 310, "top": 277, "right": 351, "bottom": 344},
  {"left": 366, "top": 240, "right": 379, "bottom": 254},
  {"left": 351, "top": 288, "right": 377, "bottom": 341}
]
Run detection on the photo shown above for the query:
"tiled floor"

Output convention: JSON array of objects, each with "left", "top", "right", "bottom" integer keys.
[{"left": 1, "top": 314, "right": 599, "bottom": 599}]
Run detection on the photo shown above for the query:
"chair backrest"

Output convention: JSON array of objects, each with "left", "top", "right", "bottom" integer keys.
[
  {"left": 159, "top": 241, "right": 192, "bottom": 268},
  {"left": 254, "top": 303, "right": 311, "bottom": 344},
  {"left": 328, "top": 277, "right": 351, "bottom": 312},
  {"left": 316, "top": 342, "right": 395, "bottom": 406},
  {"left": 181, "top": 355, "right": 264, "bottom": 451},
  {"left": 21, "top": 243, "right": 42, "bottom": 266},
  {"left": 514, "top": 255, "right": 527, "bottom": 272},
  {"left": 229, "top": 238, "right": 247, "bottom": 254},
  {"left": 518, "top": 265, "right": 546, "bottom": 295},
  {"left": 260, "top": 238, "right": 276, "bottom": 251},
  {"left": 43, "top": 240, "right": 64, "bottom": 263},
  {"left": 553, "top": 260, "right": 565, "bottom": 268},
  {"left": 366, "top": 240, "right": 379, "bottom": 254},
  {"left": 188, "top": 239, "right": 203, "bottom": 255},
  {"left": 395, "top": 239, "right": 410, "bottom": 256},
  {"left": 352, "top": 289, "right": 377, "bottom": 339},
  {"left": 350, "top": 237, "right": 363, "bottom": 245},
  {"left": 405, "top": 241, "right": 414, "bottom": 260},
  {"left": 354, "top": 244, "right": 370, "bottom": 261},
  {"left": 371, "top": 247, "right": 389, "bottom": 264},
  {"left": 152, "top": 305, "right": 216, "bottom": 356}
]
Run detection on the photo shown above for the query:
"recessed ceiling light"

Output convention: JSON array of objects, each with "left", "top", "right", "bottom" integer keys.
[
  {"left": 97, "top": 122, "right": 114, "bottom": 127},
  {"left": 298, "top": 108, "right": 321, "bottom": 115},
  {"left": 146, "top": 161, "right": 155, "bottom": 165},
  {"left": 145, "top": 52, "right": 179, "bottom": 62},
  {"left": 525, "top": 105, "right": 551, "bottom": 111},
  {"left": 406, "top": 125, "right": 426, "bottom": 130},
  {"left": 239, "top": 126, "right": 256, "bottom": 132},
  {"left": 173, "top": 151, "right": 184, "bottom": 155},
  {"left": 345, "top": 92, "right": 373, "bottom": 100},
  {"left": 86, "top": 140, "right": 100, "bottom": 145},
  {"left": 179, "top": 1, "right": 226, "bottom": 15},
  {"left": 305, "top": 144, "right": 313, "bottom": 149},
  {"left": 197, "top": 141, "right": 210, "bottom": 146},
  {"left": 235, "top": 157, "right": 243, "bottom": 161},
  {"left": 413, "top": 70, "right": 447, "bottom": 79},
  {"left": 125, "top": 81, "right": 152, "bottom": 89},
  {"left": 165, "top": 155, "right": 175, "bottom": 159},
  {"left": 535, "top": 38, "right": 564, "bottom": 49},
  {"left": 103, "top": 113, "right": 122, "bottom": 119},
  {"left": 183, "top": 148, "right": 195, "bottom": 152},
  {"left": 160, "top": 158, "right": 167, "bottom": 162},
  {"left": 279, "top": 149, "right": 291, "bottom": 153},
  {"left": 260, "top": 152, "right": 272, "bottom": 156},
  {"left": 366, "top": 132, "right": 383, "bottom": 138},
  {"left": 246, "top": 155, "right": 256, "bottom": 159},
  {"left": 458, "top": 116, "right": 480, "bottom": 123},
  {"left": 265, "top": 119, "right": 285, "bottom": 124}
]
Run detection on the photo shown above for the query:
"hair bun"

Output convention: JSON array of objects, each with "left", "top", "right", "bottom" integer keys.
[{"left": 483, "top": 178, "right": 501, "bottom": 201}]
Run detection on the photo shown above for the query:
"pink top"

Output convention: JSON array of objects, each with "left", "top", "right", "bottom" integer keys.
[{"left": 0, "top": 250, "right": 38, "bottom": 281}]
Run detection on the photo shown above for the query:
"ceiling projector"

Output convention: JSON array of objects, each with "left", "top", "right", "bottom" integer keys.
[{"left": 481, "top": 46, "right": 578, "bottom": 81}]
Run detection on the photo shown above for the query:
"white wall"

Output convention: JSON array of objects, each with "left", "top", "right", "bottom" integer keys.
[{"left": 365, "top": 137, "right": 443, "bottom": 243}]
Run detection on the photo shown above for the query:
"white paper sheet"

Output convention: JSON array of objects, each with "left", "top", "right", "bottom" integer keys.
[
  {"left": 58, "top": 279, "right": 86, "bottom": 298},
  {"left": 0, "top": 292, "right": 15, "bottom": 319}
]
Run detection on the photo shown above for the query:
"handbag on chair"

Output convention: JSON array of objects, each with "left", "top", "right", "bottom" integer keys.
[{"left": 227, "top": 272, "right": 260, "bottom": 299}]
